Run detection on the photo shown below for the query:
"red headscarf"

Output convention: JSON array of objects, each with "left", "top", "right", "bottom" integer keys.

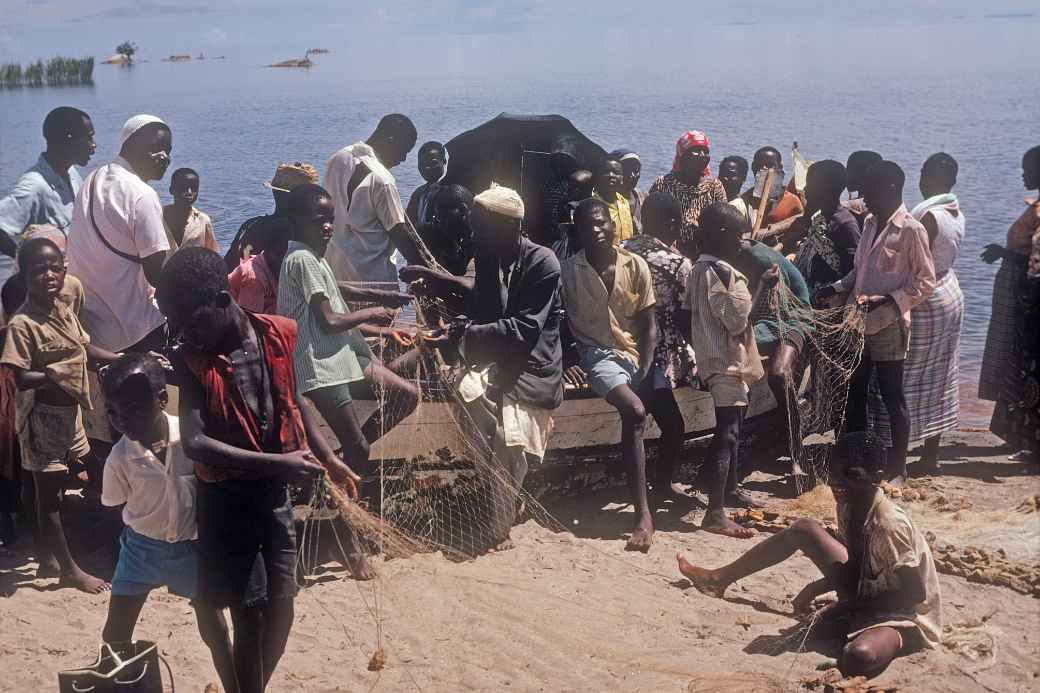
[{"left": 672, "top": 130, "right": 711, "bottom": 175}]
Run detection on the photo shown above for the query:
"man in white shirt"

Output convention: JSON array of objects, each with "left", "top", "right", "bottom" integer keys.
[
  {"left": 67, "top": 114, "right": 172, "bottom": 354},
  {"left": 324, "top": 114, "right": 425, "bottom": 284},
  {"left": 99, "top": 353, "right": 235, "bottom": 691},
  {"left": 0, "top": 107, "right": 95, "bottom": 293}
]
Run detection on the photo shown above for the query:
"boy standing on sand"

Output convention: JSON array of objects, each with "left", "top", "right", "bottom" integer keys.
[
  {"left": 683, "top": 203, "right": 776, "bottom": 538},
  {"left": 99, "top": 353, "right": 236, "bottom": 692},
  {"left": 677, "top": 431, "right": 942, "bottom": 679},
  {"left": 157, "top": 246, "right": 357, "bottom": 693},
  {"left": 1, "top": 237, "right": 119, "bottom": 592}
]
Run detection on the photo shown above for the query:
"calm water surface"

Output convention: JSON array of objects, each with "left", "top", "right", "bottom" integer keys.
[{"left": 2, "top": 42, "right": 1036, "bottom": 426}]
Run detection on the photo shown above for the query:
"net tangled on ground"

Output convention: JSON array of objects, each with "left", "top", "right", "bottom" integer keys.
[{"left": 758, "top": 278, "right": 866, "bottom": 489}]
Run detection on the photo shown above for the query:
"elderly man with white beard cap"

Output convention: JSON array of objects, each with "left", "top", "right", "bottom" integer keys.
[
  {"left": 400, "top": 183, "right": 564, "bottom": 551},
  {"left": 67, "top": 114, "right": 173, "bottom": 442}
]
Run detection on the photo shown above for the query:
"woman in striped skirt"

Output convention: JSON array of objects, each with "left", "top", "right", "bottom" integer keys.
[{"left": 868, "top": 153, "right": 964, "bottom": 472}]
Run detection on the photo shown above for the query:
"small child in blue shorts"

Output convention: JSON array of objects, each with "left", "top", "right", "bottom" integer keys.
[{"left": 99, "top": 353, "right": 235, "bottom": 691}]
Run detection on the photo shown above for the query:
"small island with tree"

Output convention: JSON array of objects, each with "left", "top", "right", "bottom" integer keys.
[{"left": 103, "top": 41, "right": 137, "bottom": 65}]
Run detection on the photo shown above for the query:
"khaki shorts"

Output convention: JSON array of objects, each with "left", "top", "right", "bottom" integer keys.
[
  {"left": 705, "top": 374, "right": 749, "bottom": 408},
  {"left": 19, "top": 402, "right": 89, "bottom": 473},
  {"left": 865, "top": 320, "right": 910, "bottom": 362}
]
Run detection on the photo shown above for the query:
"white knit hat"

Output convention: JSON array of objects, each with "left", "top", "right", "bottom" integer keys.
[
  {"left": 119, "top": 114, "right": 168, "bottom": 146},
  {"left": 473, "top": 182, "right": 525, "bottom": 220}
]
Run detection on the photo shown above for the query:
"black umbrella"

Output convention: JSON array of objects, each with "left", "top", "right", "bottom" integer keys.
[{"left": 442, "top": 113, "right": 606, "bottom": 242}]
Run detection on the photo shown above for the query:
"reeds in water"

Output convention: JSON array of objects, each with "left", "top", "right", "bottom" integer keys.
[{"left": 0, "top": 57, "right": 94, "bottom": 88}]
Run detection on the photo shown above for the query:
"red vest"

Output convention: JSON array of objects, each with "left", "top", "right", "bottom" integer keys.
[{"left": 180, "top": 312, "right": 307, "bottom": 483}]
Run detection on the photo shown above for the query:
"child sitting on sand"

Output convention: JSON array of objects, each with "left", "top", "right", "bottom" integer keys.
[
  {"left": 99, "top": 353, "right": 236, "bottom": 691},
  {"left": 683, "top": 202, "right": 776, "bottom": 537},
  {"left": 677, "top": 431, "right": 942, "bottom": 678},
  {"left": 0, "top": 237, "right": 120, "bottom": 592},
  {"left": 157, "top": 246, "right": 354, "bottom": 692}
]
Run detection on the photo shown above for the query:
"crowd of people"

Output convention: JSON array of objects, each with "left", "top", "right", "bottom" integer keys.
[{"left": 0, "top": 106, "right": 1038, "bottom": 691}]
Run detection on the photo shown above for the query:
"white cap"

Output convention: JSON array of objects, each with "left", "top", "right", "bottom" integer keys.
[
  {"left": 473, "top": 182, "right": 525, "bottom": 220},
  {"left": 119, "top": 114, "right": 168, "bottom": 146}
]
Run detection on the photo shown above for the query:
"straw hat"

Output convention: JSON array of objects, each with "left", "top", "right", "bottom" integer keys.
[{"left": 264, "top": 162, "right": 319, "bottom": 193}]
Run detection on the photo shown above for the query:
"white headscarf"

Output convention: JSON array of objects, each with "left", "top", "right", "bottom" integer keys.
[
  {"left": 119, "top": 114, "right": 168, "bottom": 146},
  {"left": 474, "top": 183, "right": 524, "bottom": 220}
]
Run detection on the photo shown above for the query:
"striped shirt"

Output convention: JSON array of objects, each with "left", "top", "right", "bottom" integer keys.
[
  {"left": 683, "top": 254, "right": 764, "bottom": 387},
  {"left": 277, "top": 241, "right": 371, "bottom": 394}
]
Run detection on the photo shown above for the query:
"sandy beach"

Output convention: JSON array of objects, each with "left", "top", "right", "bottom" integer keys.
[{"left": 2, "top": 428, "right": 1037, "bottom": 693}]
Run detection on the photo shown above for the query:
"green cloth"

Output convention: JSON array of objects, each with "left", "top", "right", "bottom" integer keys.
[
  {"left": 277, "top": 241, "right": 371, "bottom": 394},
  {"left": 736, "top": 241, "right": 812, "bottom": 346}
]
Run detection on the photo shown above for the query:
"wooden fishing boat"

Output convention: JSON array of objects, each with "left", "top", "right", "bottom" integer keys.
[{"left": 341, "top": 377, "right": 782, "bottom": 464}]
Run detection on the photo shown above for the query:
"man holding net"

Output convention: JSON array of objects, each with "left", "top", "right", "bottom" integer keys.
[
  {"left": 816, "top": 161, "right": 935, "bottom": 487},
  {"left": 400, "top": 184, "right": 563, "bottom": 552}
]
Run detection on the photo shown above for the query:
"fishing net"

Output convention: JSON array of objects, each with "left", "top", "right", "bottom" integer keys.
[
  {"left": 288, "top": 218, "right": 870, "bottom": 687},
  {"left": 757, "top": 278, "right": 866, "bottom": 490}
]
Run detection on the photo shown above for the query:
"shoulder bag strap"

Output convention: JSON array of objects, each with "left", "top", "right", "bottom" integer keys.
[{"left": 87, "top": 170, "right": 144, "bottom": 265}]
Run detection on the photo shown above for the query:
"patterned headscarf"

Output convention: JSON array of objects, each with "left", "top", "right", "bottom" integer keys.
[{"left": 672, "top": 131, "right": 710, "bottom": 175}]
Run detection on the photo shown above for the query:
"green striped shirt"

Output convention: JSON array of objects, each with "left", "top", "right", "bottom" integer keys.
[{"left": 277, "top": 241, "right": 371, "bottom": 394}]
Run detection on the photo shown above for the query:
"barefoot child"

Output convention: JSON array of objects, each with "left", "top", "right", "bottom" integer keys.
[
  {"left": 677, "top": 431, "right": 942, "bottom": 678},
  {"left": 157, "top": 246, "right": 357, "bottom": 692},
  {"left": 0, "top": 237, "right": 118, "bottom": 592},
  {"left": 99, "top": 353, "right": 236, "bottom": 691},
  {"left": 683, "top": 203, "right": 776, "bottom": 537}
]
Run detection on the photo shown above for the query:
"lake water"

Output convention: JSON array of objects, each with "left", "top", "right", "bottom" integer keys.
[{"left": 2, "top": 27, "right": 1037, "bottom": 427}]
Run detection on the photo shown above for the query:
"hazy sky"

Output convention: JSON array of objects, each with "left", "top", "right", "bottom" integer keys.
[{"left": 2, "top": 1, "right": 1038, "bottom": 77}]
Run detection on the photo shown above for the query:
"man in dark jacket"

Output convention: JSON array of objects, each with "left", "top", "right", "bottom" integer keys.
[{"left": 400, "top": 184, "right": 562, "bottom": 551}]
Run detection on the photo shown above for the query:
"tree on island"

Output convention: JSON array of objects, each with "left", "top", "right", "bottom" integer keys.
[{"left": 116, "top": 41, "right": 138, "bottom": 63}]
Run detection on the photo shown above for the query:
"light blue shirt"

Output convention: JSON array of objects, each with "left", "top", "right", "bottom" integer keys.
[{"left": 0, "top": 154, "right": 83, "bottom": 287}]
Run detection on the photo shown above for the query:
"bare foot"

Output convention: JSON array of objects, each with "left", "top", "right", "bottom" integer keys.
[
  {"left": 701, "top": 510, "right": 756, "bottom": 539},
  {"left": 490, "top": 536, "right": 515, "bottom": 552},
  {"left": 676, "top": 554, "right": 728, "bottom": 597},
  {"left": 36, "top": 557, "right": 61, "bottom": 579},
  {"left": 913, "top": 457, "right": 940, "bottom": 477},
  {"left": 625, "top": 516, "right": 655, "bottom": 553},
  {"left": 346, "top": 551, "right": 376, "bottom": 581},
  {"left": 651, "top": 482, "right": 698, "bottom": 504},
  {"left": 725, "top": 489, "right": 765, "bottom": 509},
  {"left": 59, "top": 569, "right": 110, "bottom": 594}
]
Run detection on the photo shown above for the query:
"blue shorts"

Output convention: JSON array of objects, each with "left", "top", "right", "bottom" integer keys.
[
  {"left": 581, "top": 347, "right": 641, "bottom": 397},
  {"left": 111, "top": 527, "right": 198, "bottom": 599}
]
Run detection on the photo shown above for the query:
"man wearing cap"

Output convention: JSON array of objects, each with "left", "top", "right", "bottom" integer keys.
[
  {"left": 224, "top": 162, "right": 319, "bottom": 271},
  {"left": 0, "top": 107, "right": 96, "bottom": 294},
  {"left": 324, "top": 114, "right": 425, "bottom": 285},
  {"left": 400, "top": 184, "right": 563, "bottom": 551},
  {"left": 67, "top": 115, "right": 173, "bottom": 356}
]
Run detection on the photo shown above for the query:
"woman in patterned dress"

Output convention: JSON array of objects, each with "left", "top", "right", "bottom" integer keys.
[
  {"left": 991, "top": 146, "right": 1040, "bottom": 459},
  {"left": 648, "top": 131, "right": 728, "bottom": 259},
  {"left": 624, "top": 192, "right": 695, "bottom": 495}
]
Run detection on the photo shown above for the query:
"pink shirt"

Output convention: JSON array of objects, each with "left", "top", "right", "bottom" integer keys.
[
  {"left": 228, "top": 252, "right": 278, "bottom": 314},
  {"left": 836, "top": 204, "right": 936, "bottom": 335}
]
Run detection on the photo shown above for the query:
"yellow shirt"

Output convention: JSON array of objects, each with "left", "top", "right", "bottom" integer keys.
[
  {"left": 599, "top": 191, "right": 634, "bottom": 244},
  {"left": 560, "top": 247, "right": 656, "bottom": 365}
]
